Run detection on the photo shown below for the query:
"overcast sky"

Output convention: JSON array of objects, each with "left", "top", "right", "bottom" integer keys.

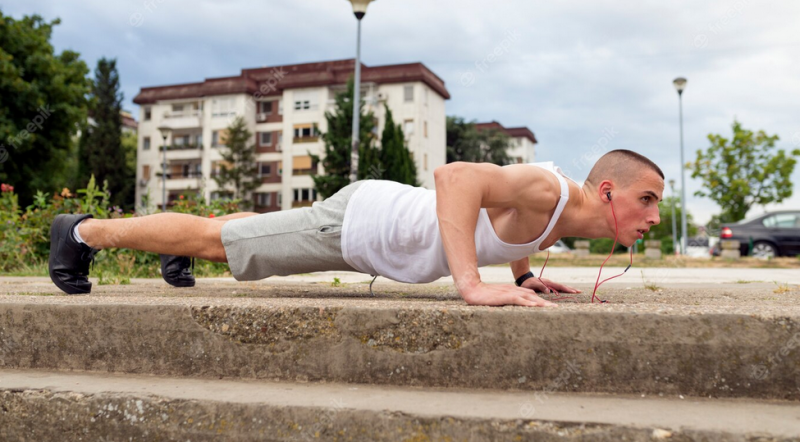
[{"left": 3, "top": 0, "right": 800, "bottom": 225}]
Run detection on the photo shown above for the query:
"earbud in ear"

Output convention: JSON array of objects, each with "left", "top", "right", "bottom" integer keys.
[{"left": 606, "top": 192, "right": 612, "bottom": 201}]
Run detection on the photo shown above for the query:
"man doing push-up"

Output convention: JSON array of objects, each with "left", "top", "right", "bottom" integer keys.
[{"left": 49, "top": 149, "right": 663, "bottom": 307}]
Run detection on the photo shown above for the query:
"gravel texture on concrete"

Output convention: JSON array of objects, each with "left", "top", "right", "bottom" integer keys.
[
  {"left": 1, "top": 369, "right": 799, "bottom": 441},
  {"left": 2, "top": 275, "right": 800, "bottom": 400}
]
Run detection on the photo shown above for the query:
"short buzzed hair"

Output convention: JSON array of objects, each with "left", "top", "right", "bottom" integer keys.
[{"left": 584, "top": 149, "right": 664, "bottom": 189}]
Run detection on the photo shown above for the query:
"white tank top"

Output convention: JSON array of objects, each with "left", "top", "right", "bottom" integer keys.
[{"left": 341, "top": 162, "right": 575, "bottom": 283}]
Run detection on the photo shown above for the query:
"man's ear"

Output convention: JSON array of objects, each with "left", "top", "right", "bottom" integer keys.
[{"left": 599, "top": 180, "right": 613, "bottom": 203}]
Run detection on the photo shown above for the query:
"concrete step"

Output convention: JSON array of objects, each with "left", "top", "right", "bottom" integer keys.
[
  {"left": 2, "top": 368, "right": 799, "bottom": 441},
  {"left": 2, "top": 280, "right": 800, "bottom": 400}
]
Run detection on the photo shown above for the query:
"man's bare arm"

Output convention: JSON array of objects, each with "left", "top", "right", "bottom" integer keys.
[{"left": 434, "top": 162, "right": 556, "bottom": 307}]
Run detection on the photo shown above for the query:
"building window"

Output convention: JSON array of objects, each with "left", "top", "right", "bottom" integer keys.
[
  {"left": 142, "top": 165, "right": 151, "bottom": 180},
  {"left": 260, "top": 132, "right": 272, "bottom": 145},
  {"left": 424, "top": 87, "right": 429, "bottom": 106},
  {"left": 212, "top": 130, "right": 227, "bottom": 147},
  {"left": 144, "top": 107, "right": 151, "bottom": 121},
  {"left": 259, "top": 101, "right": 273, "bottom": 115},
  {"left": 404, "top": 85, "right": 414, "bottom": 102},
  {"left": 292, "top": 91, "right": 318, "bottom": 111},
  {"left": 256, "top": 192, "right": 272, "bottom": 207},
  {"left": 211, "top": 98, "right": 236, "bottom": 117},
  {"left": 293, "top": 188, "right": 317, "bottom": 202},
  {"left": 259, "top": 163, "right": 271, "bottom": 177},
  {"left": 404, "top": 119, "right": 415, "bottom": 136},
  {"left": 277, "top": 132, "right": 283, "bottom": 150},
  {"left": 143, "top": 136, "right": 151, "bottom": 150},
  {"left": 293, "top": 124, "right": 318, "bottom": 142},
  {"left": 424, "top": 153, "right": 428, "bottom": 171},
  {"left": 278, "top": 100, "right": 283, "bottom": 115},
  {"left": 424, "top": 121, "right": 428, "bottom": 138}
]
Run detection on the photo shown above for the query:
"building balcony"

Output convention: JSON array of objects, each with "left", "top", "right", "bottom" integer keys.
[
  {"left": 256, "top": 112, "right": 283, "bottom": 124},
  {"left": 162, "top": 110, "right": 202, "bottom": 129},
  {"left": 166, "top": 143, "right": 202, "bottom": 151},
  {"left": 291, "top": 201, "right": 314, "bottom": 209},
  {"left": 293, "top": 136, "right": 319, "bottom": 144}
]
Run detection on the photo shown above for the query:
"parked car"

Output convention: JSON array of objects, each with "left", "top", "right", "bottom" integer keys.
[
  {"left": 545, "top": 240, "right": 572, "bottom": 254},
  {"left": 710, "top": 210, "right": 800, "bottom": 258}
]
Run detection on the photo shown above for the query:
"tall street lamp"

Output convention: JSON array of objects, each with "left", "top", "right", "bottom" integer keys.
[
  {"left": 158, "top": 125, "right": 172, "bottom": 212},
  {"left": 347, "top": 0, "right": 376, "bottom": 183},
  {"left": 669, "top": 179, "right": 678, "bottom": 255},
  {"left": 673, "top": 77, "right": 688, "bottom": 255}
]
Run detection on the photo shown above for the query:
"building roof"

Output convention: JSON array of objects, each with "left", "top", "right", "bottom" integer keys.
[
  {"left": 120, "top": 110, "right": 138, "bottom": 131},
  {"left": 133, "top": 59, "right": 450, "bottom": 105},
  {"left": 475, "top": 121, "right": 537, "bottom": 144}
]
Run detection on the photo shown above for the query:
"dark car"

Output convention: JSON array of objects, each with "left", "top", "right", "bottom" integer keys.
[{"left": 711, "top": 210, "right": 800, "bottom": 258}]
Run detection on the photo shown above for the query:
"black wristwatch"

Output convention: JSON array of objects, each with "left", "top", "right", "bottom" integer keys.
[{"left": 515, "top": 271, "right": 535, "bottom": 287}]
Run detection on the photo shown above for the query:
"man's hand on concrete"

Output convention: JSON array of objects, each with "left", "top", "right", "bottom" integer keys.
[
  {"left": 461, "top": 282, "right": 557, "bottom": 307},
  {"left": 520, "top": 277, "right": 581, "bottom": 295}
]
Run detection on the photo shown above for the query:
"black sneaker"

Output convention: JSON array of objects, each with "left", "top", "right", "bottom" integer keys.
[
  {"left": 49, "top": 214, "right": 99, "bottom": 295},
  {"left": 159, "top": 254, "right": 195, "bottom": 287}
]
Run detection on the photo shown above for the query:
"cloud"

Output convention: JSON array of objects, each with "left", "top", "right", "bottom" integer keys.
[{"left": 4, "top": 0, "right": 800, "bottom": 224}]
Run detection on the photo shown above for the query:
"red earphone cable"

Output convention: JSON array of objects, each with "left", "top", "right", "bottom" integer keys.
[
  {"left": 590, "top": 197, "right": 634, "bottom": 303},
  {"left": 535, "top": 195, "right": 634, "bottom": 304}
]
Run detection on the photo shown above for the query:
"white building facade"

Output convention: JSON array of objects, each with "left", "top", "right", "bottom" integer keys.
[
  {"left": 133, "top": 60, "right": 450, "bottom": 212},
  {"left": 475, "top": 121, "right": 537, "bottom": 165}
]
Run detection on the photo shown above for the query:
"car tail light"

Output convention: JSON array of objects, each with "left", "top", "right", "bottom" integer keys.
[{"left": 721, "top": 227, "right": 733, "bottom": 239}]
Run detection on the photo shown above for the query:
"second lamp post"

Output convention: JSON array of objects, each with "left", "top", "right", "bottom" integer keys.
[{"left": 673, "top": 77, "right": 688, "bottom": 255}]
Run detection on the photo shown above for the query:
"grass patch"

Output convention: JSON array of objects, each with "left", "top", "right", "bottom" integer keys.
[
  {"left": 13, "top": 291, "right": 56, "bottom": 296},
  {"left": 772, "top": 281, "right": 797, "bottom": 294},
  {"left": 640, "top": 271, "right": 662, "bottom": 292}
]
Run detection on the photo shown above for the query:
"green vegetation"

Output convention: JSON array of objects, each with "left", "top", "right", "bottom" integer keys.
[
  {"left": 690, "top": 120, "right": 800, "bottom": 224},
  {"left": 0, "top": 178, "right": 238, "bottom": 278},
  {"left": 0, "top": 13, "right": 91, "bottom": 206}
]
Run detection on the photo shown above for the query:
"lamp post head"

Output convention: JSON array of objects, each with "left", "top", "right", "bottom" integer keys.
[
  {"left": 157, "top": 126, "right": 172, "bottom": 139},
  {"left": 347, "top": 0, "right": 375, "bottom": 20},
  {"left": 673, "top": 77, "right": 687, "bottom": 95},
  {"left": 669, "top": 179, "right": 675, "bottom": 190}
]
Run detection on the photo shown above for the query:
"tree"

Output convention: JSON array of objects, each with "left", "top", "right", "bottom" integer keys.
[
  {"left": 446, "top": 116, "right": 512, "bottom": 165},
  {"left": 0, "top": 13, "right": 90, "bottom": 205},
  {"left": 212, "top": 116, "right": 259, "bottom": 209},
  {"left": 647, "top": 195, "right": 698, "bottom": 255},
  {"left": 77, "top": 58, "right": 134, "bottom": 209},
  {"left": 689, "top": 120, "right": 800, "bottom": 222},
  {"left": 377, "top": 104, "right": 418, "bottom": 185},
  {"left": 310, "top": 78, "right": 378, "bottom": 199}
]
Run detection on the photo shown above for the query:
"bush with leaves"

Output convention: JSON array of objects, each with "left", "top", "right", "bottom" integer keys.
[{"left": 0, "top": 178, "right": 238, "bottom": 279}]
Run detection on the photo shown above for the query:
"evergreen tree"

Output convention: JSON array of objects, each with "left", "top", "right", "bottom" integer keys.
[
  {"left": 212, "top": 116, "right": 259, "bottom": 209},
  {"left": 0, "top": 13, "right": 90, "bottom": 205},
  {"left": 310, "top": 78, "right": 378, "bottom": 199},
  {"left": 78, "top": 58, "right": 133, "bottom": 209},
  {"left": 378, "top": 104, "right": 418, "bottom": 185}
]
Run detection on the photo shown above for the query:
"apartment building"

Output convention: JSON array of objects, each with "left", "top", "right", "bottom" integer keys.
[
  {"left": 475, "top": 121, "right": 537, "bottom": 164},
  {"left": 133, "top": 59, "right": 450, "bottom": 212}
]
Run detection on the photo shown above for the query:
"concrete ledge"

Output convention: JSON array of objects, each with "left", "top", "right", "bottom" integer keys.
[
  {"left": 2, "top": 299, "right": 800, "bottom": 400},
  {"left": 1, "top": 369, "right": 799, "bottom": 441}
]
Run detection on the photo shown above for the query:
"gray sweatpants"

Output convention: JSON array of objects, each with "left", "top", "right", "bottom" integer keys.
[{"left": 220, "top": 181, "right": 365, "bottom": 281}]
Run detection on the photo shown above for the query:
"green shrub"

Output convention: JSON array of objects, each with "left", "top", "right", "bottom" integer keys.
[{"left": 0, "top": 177, "right": 240, "bottom": 277}]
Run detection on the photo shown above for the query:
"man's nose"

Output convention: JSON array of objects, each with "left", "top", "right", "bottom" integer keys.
[{"left": 648, "top": 211, "right": 660, "bottom": 226}]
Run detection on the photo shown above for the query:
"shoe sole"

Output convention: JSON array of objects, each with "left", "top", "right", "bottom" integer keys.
[
  {"left": 164, "top": 279, "right": 196, "bottom": 288},
  {"left": 49, "top": 215, "right": 92, "bottom": 295}
]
